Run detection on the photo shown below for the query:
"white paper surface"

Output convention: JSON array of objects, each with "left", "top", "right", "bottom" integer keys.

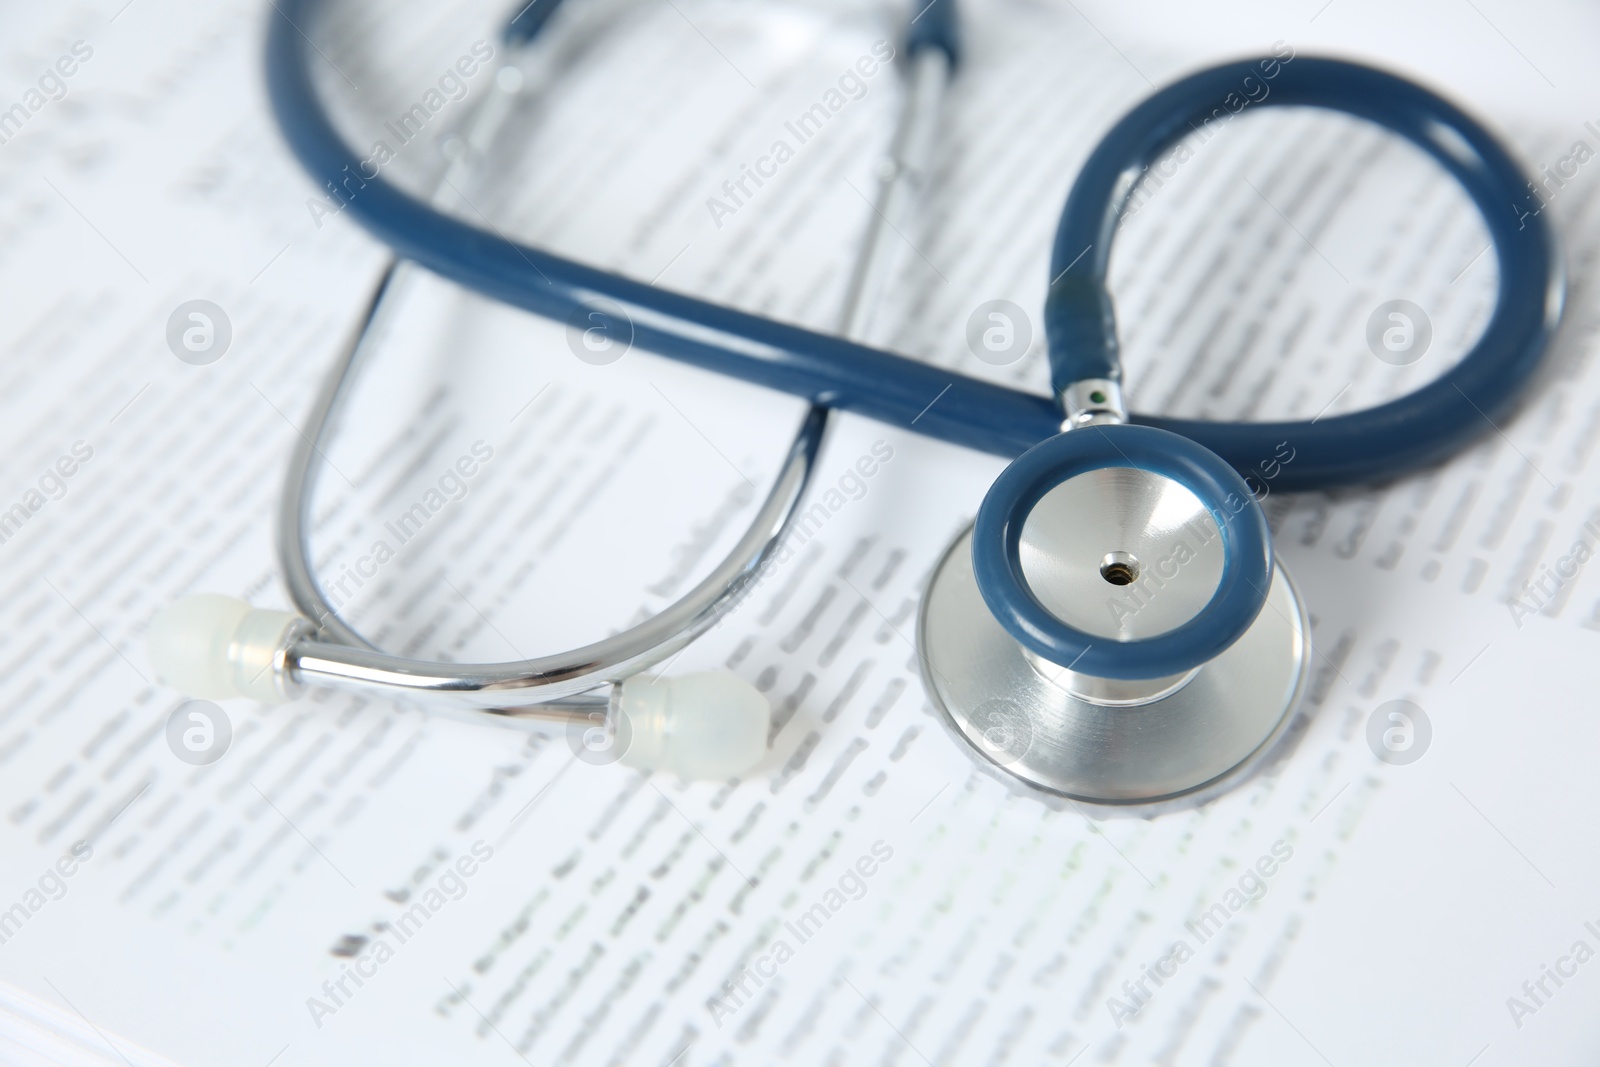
[{"left": 1, "top": 1, "right": 1598, "bottom": 1065}]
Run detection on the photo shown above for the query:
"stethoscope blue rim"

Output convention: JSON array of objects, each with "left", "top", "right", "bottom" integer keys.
[{"left": 972, "top": 423, "right": 1273, "bottom": 681}]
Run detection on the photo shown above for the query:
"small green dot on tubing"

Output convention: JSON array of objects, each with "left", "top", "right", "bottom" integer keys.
[{"left": 1089, "top": 390, "right": 1107, "bottom": 404}]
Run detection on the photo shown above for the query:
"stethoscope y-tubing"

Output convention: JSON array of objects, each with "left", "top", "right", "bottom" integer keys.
[
  {"left": 266, "top": 0, "right": 1058, "bottom": 462},
  {"left": 1046, "top": 57, "right": 1561, "bottom": 486},
  {"left": 266, "top": 0, "right": 1558, "bottom": 493}
]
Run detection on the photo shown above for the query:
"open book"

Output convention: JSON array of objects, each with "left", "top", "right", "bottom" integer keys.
[{"left": 2, "top": 0, "right": 1598, "bottom": 1064}]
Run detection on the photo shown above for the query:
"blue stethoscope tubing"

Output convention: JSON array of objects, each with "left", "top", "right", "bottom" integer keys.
[
  {"left": 264, "top": 0, "right": 1559, "bottom": 494},
  {"left": 1046, "top": 57, "right": 1563, "bottom": 489}
]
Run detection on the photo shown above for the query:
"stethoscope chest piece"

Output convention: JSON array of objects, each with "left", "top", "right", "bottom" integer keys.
[{"left": 918, "top": 425, "right": 1311, "bottom": 807}]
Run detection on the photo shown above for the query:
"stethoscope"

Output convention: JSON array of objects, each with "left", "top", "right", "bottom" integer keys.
[{"left": 148, "top": 0, "right": 1560, "bottom": 807}]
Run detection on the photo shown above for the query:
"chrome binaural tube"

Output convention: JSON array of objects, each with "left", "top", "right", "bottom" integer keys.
[{"left": 275, "top": 15, "right": 951, "bottom": 719}]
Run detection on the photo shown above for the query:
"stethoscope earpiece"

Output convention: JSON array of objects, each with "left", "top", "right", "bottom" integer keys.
[
  {"left": 147, "top": 594, "right": 308, "bottom": 704},
  {"left": 920, "top": 426, "right": 1310, "bottom": 808},
  {"left": 148, "top": 596, "right": 773, "bottom": 780}
]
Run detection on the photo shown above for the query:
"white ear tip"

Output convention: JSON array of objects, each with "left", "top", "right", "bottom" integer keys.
[
  {"left": 617, "top": 671, "right": 769, "bottom": 779},
  {"left": 147, "top": 595, "right": 306, "bottom": 703},
  {"left": 148, "top": 594, "right": 253, "bottom": 699}
]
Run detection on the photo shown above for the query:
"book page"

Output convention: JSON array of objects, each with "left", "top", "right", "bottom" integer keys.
[{"left": 0, "top": 1, "right": 1597, "bottom": 1065}]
